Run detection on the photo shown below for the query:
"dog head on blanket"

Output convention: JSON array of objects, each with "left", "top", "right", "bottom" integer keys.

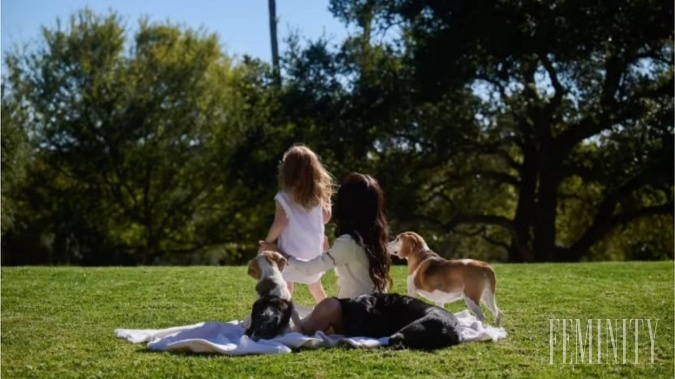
[{"left": 245, "top": 295, "right": 295, "bottom": 341}]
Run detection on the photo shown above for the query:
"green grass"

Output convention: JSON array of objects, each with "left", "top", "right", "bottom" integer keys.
[{"left": 2, "top": 262, "right": 673, "bottom": 378}]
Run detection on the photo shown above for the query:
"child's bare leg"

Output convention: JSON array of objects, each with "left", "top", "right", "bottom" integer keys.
[
  {"left": 286, "top": 281, "right": 295, "bottom": 295},
  {"left": 308, "top": 281, "right": 327, "bottom": 303}
]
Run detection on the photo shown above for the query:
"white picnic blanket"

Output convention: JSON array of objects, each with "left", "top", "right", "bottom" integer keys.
[{"left": 115, "top": 308, "right": 506, "bottom": 355}]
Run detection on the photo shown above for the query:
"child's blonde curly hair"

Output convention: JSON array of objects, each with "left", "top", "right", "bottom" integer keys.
[{"left": 278, "top": 144, "right": 334, "bottom": 210}]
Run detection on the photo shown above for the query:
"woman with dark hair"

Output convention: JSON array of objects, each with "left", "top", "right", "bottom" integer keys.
[
  {"left": 327, "top": 171, "right": 392, "bottom": 295},
  {"left": 259, "top": 172, "right": 393, "bottom": 332}
]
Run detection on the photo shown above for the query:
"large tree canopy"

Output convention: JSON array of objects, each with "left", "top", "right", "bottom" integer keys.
[
  {"left": 2, "top": 9, "right": 267, "bottom": 264},
  {"left": 323, "top": 0, "right": 673, "bottom": 261},
  {"left": 2, "top": 2, "right": 672, "bottom": 265}
]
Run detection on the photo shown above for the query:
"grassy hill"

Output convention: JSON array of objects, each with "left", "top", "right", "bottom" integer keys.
[{"left": 2, "top": 262, "right": 673, "bottom": 378}]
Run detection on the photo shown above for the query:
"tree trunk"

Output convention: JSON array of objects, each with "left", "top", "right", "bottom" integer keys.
[
  {"left": 533, "top": 170, "right": 560, "bottom": 261},
  {"left": 142, "top": 235, "right": 161, "bottom": 265},
  {"left": 509, "top": 146, "right": 537, "bottom": 262},
  {"left": 532, "top": 116, "right": 562, "bottom": 262}
]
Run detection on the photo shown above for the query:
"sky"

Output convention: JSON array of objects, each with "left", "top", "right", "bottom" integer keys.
[{"left": 1, "top": 0, "right": 352, "bottom": 63}]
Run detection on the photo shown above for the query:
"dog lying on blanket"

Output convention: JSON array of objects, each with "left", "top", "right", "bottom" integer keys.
[
  {"left": 244, "top": 250, "right": 302, "bottom": 341},
  {"left": 246, "top": 295, "right": 295, "bottom": 341},
  {"left": 338, "top": 293, "right": 461, "bottom": 350}
]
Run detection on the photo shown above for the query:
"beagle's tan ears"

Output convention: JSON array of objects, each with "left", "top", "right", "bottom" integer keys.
[
  {"left": 247, "top": 258, "right": 261, "bottom": 280},
  {"left": 266, "top": 250, "right": 287, "bottom": 272},
  {"left": 250, "top": 250, "right": 288, "bottom": 277}
]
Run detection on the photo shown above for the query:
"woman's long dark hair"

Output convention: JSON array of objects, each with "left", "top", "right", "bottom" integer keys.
[{"left": 333, "top": 172, "right": 392, "bottom": 293}]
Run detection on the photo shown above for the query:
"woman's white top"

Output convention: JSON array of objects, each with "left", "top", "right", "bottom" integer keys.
[
  {"left": 288, "top": 234, "right": 376, "bottom": 298},
  {"left": 275, "top": 191, "right": 325, "bottom": 284}
]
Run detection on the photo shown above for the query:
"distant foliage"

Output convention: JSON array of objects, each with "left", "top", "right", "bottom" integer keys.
[
  {"left": 1, "top": 85, "right": 31, "bottom": 235},
  {"left": 1, "top": 9, "right": 275, "bottom": 265},
  {"left": 321, "top": 0, "right": 673, "bottom": 262},
  {"left": 1, "top": 3, "right": 672, "bottom": 265}
]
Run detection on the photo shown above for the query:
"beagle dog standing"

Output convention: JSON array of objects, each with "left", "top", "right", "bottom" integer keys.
[
  {"left": 244, "top": 250, "right": 302, "bottom": 340},
  {"left": 386, "top": 231, "right": 502, "bottom": 326}
]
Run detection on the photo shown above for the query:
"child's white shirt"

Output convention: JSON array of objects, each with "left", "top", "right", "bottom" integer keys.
[{"left": 275, "top": 191, "right": 325, "bottom": 284}]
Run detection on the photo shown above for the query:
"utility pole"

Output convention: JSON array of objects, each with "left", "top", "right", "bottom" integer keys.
[{"left": 268, "top": 0, "right": 281, "bottom": 86}]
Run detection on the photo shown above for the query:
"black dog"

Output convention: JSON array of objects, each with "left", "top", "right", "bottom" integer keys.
[
  {"left": 338, "top": 293, "right": 461, "bottom": 350},
  {"left": 244, "top": 295, "right": 295, "bottom": 341}
]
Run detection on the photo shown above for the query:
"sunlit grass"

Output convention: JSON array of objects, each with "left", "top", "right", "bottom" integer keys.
[{"left": 2, "top": 262, "right": 673, "bottom": 378}]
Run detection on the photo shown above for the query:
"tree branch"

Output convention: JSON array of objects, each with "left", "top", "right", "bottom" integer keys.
[
  {"left": 470, "top": 170, "right": 520, "bottom": 187},
  {"left": 537, "top": 52, "right": 565, "bottom": 109},
  {"left": 448, "top": 213, "right": 515, "bottom": 233},
  {"left": 452, "top": 225, "right": 511, "bottom": 252},
  {"left": 565, "top": 166, "right": 672, "bottom": 260}
]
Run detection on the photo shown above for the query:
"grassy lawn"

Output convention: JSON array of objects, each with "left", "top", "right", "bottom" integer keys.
[{"left": 2, "top": 262, "right": 673, "bottom": 378}]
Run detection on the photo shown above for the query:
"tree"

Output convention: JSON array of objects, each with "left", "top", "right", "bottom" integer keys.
[
  {"left": 327, "top": 0, "right": 673, "bottom": 261},
  {"left": 1, "top": 85, "right": 31, "bottom": 235},
  {"left": 4, "top": 3, "right": 671, "bottom": 265},
  {"left": 2, "top": 9, "right": 258, "bottom": 264}
]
